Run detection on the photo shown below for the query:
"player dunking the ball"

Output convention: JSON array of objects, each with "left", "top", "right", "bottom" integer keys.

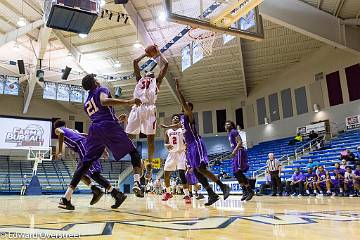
[
  {"left": 162, "top": 114, "right": 191, "bottom": 204},
  {"left": 126, "top": 45, "right": 168, "bottom": 180},
  {"left": 59, "top": 74, "right": 143, "bottom": 210},
  {"left": 174, "top": 78, "right": 230, "bottom": 206}
]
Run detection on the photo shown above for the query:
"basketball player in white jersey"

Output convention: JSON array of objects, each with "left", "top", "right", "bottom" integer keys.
[
  {"left": 126, "top": 46, "right": 168, "bottom": 181},
  {"left": 162, "top": 114, "right": 191, "bottom": 204}
]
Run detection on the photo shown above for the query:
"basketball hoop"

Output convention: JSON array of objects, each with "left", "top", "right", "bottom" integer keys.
[{"left": 188, "top": 28, "right": 216, "bottom": 56}]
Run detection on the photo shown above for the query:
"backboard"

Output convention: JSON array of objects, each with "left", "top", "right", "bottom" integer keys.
[
  {"left": 165, "top": 0, "right": 264, "bottom": 41},
  {"left": 27, "top": 147, "right": 53, "bottom": 161}
]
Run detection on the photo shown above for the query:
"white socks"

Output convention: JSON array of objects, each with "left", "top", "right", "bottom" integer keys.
[
  {"left": 306, "top": 190, "right": 310, "bottom": 194},
  {"left": 184, "top": 189, "right": 189, "bottom": 197},
  {"left": 134, "top": 174, "right": 140, "bottom": 182},
  {"left": 108, "top": 186, "right": 114, "bottom": 192},
  {"left": 64, "top": 187, "right": 74, "bottom": 201}
]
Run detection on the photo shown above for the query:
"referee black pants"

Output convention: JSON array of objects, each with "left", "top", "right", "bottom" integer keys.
[{"left": 270, "top": 170, "right": 282, "bottom": 194}]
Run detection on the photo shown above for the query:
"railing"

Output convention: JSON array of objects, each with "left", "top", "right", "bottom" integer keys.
[
  {"left": 252, "top": 154, "right": 290, "bottom": 179},
  {"left": 208, "top": 151, "right": 233, "bottom": 167},
  {"left": 294, "top": 135, "right": 326, "bottom": 159},
  {"left": 117, "top": 165, "right": 134, "bottom": 187}
]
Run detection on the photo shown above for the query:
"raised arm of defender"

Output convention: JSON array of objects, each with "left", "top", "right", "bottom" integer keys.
[{"left": 174, "top": 78, "right": 193, "bottom": 122}]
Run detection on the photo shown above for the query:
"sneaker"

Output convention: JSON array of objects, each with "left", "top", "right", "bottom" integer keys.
[
  {"left": 291, "top": 193, "right": 298, "bottom": 196},
  {"left": 111, "top": 189, "right": 127, "bottom": 209},
  {"left": 184, "top": 195, "right": 192, "bottom": 204},
  {"left": 90, "top": 185, "right": 104, "bottom": 205},
  {"left": 302, "top": 193, "right": 309, "bottom": 196},
  {"left": 162, "top": 192, "right": 173, "bottom": 201},
  {"left": 58, "top": 197, "right": 75, "bottom": 210},
  {"left": 245, "top": 190, "right": 254, "bottom": 201},
  {"left": 271, "top": 193, "right": 277, "bottom": 196},
  {"left": 222, "top": 184, "right": 231, "bottom": 200},
  {"left": 133, "top": 181, "right": 144, "bottom": 198},
  {"left": 204, "top": 194, "right": 220, "bottom": 206},
  {"left": 310, "top": 193, "right": 316, "bottom": 196},
  {"left": 196, "top": 194, "right": 205, "bottom": 200},
  {"left": 241, "top": 193, "right": 248, "bottom": 201}
]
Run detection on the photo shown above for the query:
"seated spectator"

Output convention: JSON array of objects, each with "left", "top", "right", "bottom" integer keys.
[
  {"left": 218, "top": 170, "right": 229, "bottom": 180},
  {"left": 340, "top": 159, "right": 347, "bottom": 169},
  {"left": 354, "top": 164, "right": 360, "bottom": 196},
  {"left": 289, "top": 133, "right": 303, "bottom": 145},
  {"left": 340, "top": 149, "right": 357, "bottom": 164},
  {"left": 305, "top": 168, "right": 317, "bottom": 196},
  {"left": 308, "top": 130, "right": 319, "bottom": 140},
  {"left": 257, "top": 174, "right": 272, "bottom": 195},
  {"left": 316, "top": 166, "right": 332, "bottom": 196},
  {"left": 333, "top": 163, "right": 345, "bottom": 196},
  {"left": 344, "top": 166, "right": 355, "bottom": 197},
  {"left": 288, "top": 168, "right": 305, "bottom": 196},
  {"left": 306, "top": 159, "right": 318, "bottom": 171}
]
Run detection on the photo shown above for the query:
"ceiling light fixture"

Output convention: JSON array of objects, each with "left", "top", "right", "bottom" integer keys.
[
  {"left": 17, "top": 17, "right": 27, "bottom": 27},
  {"left": 113, "top": 61, "right": 121, "bottom": 68},
  {"left": 78, "top": 33, "right": 88, "bottom": 38},
  {"left": 13, "top": 42, "right": 20, "bottom": 51},
  {"left": 133, "top": 41, "right": 142, "bottom": 49},
  {"left": 100, "top": 0, "right": 106, "bottom": 7},
  {"left": 159, "top": 12, "right": 167, "bottom": 21}
]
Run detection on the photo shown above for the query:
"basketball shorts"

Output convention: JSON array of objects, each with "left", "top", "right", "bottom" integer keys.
[
  {"left": 164, "top": 151, "right": 186, "bottom": 172},
  {"left": 126, "top": 104, "right": 157, "bottom": 135}
]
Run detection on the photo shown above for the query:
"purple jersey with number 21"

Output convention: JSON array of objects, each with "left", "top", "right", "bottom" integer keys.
[{"left": 82, "top": 86, "right": 135, "bottom": 163}]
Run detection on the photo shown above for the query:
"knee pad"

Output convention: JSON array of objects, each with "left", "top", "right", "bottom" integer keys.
[
  {"left": 130, "top": 149, "right": 142, "bottom": 168},
  {"left": 178, "top": 170, "right": 187, "bottom": 185}
]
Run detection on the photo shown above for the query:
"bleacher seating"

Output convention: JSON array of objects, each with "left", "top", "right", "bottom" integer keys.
[
  {"left": 0, "top": 156, "right": 132, "bottom": 195},
  {"left": 211, "top": 136, "right": 307, "bottom": 178},
  {"left": 282, "top": 129, "right": 360, "bottom": 179}
]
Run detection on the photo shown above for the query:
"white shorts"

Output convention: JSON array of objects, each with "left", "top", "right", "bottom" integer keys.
[
  {"left": 125, "top": 105, "right": 157, "bottom": 135},
  {"left": 164, "top": 151, "right": 186, "bottom": 172}
]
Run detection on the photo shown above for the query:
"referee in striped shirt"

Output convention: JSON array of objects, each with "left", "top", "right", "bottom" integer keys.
[{"left": 266, "top": 153, "right": 282, "bottom": 196}]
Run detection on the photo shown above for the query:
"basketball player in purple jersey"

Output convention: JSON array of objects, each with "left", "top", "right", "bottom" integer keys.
[
  {"left": 333, "top": 162, "right": 345, "bottom": 196},
  {"left": 316, "top": 166, "right": 332, "bottom": 196},
  {"left": 225, "top": 120, "right": 254, "bottom": 201},
  {"left": 59, "top": 74, "right": 143, "bottom": 210},
  {"left": 54, "top": 120, "right": 108, "bottom": 206},
  {"left": 174, "top": 78, "right": 230, "bottom": 206},
  {"left": 126, "top": 47, "right": 168, "bottom": 180}
]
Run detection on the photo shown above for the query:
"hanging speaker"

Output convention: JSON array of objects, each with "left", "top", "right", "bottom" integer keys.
[
  {"left": 36, "top": 70, "right": 44, "bottom": 82},
  {"left": 17, "top": 60, "right": 25, "bottom": 74},
  {"left": 114, "top": 0, "right": 129, "bottom": 4},
  {"left": 61, "top": 66, "right": 72, "bottom": 80}
]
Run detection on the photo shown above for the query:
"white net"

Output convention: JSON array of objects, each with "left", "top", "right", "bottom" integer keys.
[{"left": 188, "top": 28, "right": 216, "bottom": 56}]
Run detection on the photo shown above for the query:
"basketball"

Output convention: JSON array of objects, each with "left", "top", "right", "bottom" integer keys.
[{"left": 145, "top": 45, "right": 159, "bottom": 58}]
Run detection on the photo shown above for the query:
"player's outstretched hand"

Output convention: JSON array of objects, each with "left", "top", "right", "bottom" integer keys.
[
  {"left": 130, "top": 98, "right": 142, "bottom": 106},
  {"left": 160, "top": 124, "right": 169, "bottom": 128}
]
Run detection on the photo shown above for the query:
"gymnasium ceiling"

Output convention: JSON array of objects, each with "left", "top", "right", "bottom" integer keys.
[{"left": 0, "top": 0, "right": 359, "bottom": 109}]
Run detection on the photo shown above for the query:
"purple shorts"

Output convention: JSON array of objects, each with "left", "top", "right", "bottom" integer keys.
[
  {"left": 83, "top": 121, "right": 135, "bottom": 164},
  {"left": 186, "top": 139, "right": 209, "bottom": 169},
  {"left": 185, "top": 171, "right": 198, "bottom": 185},
  {"left": 232, "top": 148, "right": 249, "bottom": 174},
  {"left": 77, "top": 139, "right": 102, "bottom": 177}
]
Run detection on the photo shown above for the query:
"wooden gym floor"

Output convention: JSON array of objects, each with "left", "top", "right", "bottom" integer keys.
[{"left": 0, "top": 194, "right": 359, "bottom": 239}]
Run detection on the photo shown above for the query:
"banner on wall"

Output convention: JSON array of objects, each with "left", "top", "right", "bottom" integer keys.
[
  {"left": 296, "top": 122, "right": 326, "bottom": 136},
  {"left": 346, "top": 115, "right": 360, "bottom": 130},
  {"left": 200, "top": 181, "right": 243, "bottom": 195},
  {"left": 0, "top": 117, "right": 51, "bottom": 149},
  {"left": 144, "top": 158, "right": 161, "bottom": 169}
]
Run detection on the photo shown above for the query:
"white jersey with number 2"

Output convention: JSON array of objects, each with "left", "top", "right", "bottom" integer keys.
[
  {"left": 133, "top": 77, "right": 158, "bottom": 105},
  {"left": 166, "top": 128, "right": 185, "bottom": 152}
]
